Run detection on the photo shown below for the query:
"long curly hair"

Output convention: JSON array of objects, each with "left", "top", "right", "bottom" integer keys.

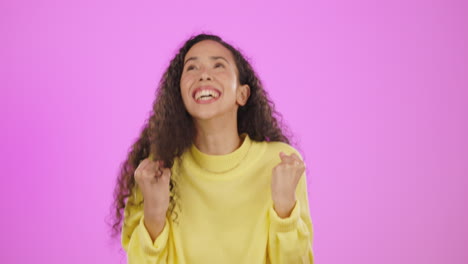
[{"left": 108, "top": 33, "right": 293, "bottom": 240}]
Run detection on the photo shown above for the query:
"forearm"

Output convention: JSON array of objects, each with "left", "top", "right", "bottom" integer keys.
[
  {"left": 273, "top": 195, "right": 297, "bottom": 218},
  {"left": 122, "top": 185, "right": 170, "bottom": 263},
  {"left": 268, "top": 169, "right": 314, "bottom": 263},
  {"left": 144, "top": 204, "right": 167, "bottom": 243},
  {"left": 144, "top": 214, "right": 166, "bottom": 243},
  {"left": 268, "top": 201, "right": 314, "bottom": 263}
]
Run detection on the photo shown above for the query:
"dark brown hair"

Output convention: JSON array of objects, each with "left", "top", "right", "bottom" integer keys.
[{"left": 107, "top": 33, "right": 293, "bottom": 240}]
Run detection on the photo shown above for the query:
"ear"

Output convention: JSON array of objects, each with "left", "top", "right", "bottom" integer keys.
[{"left": 236, "top": 84, "right": 250, "bottom": 106}]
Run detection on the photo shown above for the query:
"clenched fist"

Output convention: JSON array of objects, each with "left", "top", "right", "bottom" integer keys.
[
  {"left": 134, "top": 155, "right": 171, "bottom": 221},
  {"left": 271, "top": 152, "right": 306, "bottom": 218}
]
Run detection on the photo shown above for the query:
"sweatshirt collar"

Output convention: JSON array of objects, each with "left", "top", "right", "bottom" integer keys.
[{"left": 189, "top": 133, "right": 251, "bottom": 173}]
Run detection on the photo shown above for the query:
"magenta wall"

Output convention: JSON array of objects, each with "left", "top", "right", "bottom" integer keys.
[{"left": 1, "top": 0, "right": 467, "bottom": 263}]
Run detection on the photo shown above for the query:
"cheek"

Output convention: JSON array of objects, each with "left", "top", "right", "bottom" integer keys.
[
  {"left": 180, "top": 75, "right": 193, "bottom": 92},
  {"left": 225, "top": 72, "right": 239, "bottom": 90},
  {"left": 228, "top": 69, "right": 239, "bottom": 82}
]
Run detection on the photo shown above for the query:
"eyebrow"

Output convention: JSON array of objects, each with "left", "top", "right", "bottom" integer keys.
[{"left": 184, "top": 56, "right": 230, "bottom": 66}]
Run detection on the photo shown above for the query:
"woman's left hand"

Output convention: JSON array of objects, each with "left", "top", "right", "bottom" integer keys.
[{"left": 271, "top": 152, "right": 306, "bottom": 218}]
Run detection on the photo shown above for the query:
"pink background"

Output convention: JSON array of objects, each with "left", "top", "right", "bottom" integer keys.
[{"left": 1, "top": 0, "right": 467, "bottom": 263}]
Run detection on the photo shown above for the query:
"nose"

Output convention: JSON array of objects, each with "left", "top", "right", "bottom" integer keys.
[{"left": 199, "top": 68, "right": 212, "bottom": 81}]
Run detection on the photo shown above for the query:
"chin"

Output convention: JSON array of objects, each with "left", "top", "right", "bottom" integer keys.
[
  {"left": 186, "top": 104, "right": 235, "bottom": 122},
  {"left": 191, "top": 112, "right": 220, "bottom": 121}
]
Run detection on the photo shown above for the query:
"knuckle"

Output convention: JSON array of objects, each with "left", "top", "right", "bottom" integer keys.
[
  {"left": 164, "top": 169, "right": 170, "bottom": 176},
  {"left": 134, "top": 170, "right": 141, "bottom": 178}
]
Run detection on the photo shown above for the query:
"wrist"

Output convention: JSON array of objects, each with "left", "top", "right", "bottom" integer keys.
[
  {"left": 273, "top": 198, "right": 297, "bottom": 218},
  {"left": 144, "top": 205, "right": 167, "bottom": 221}
]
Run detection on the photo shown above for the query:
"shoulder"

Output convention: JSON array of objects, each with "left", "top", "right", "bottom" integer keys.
[{"left": 257, "top": 140, "right": 304, "bottom": 161}]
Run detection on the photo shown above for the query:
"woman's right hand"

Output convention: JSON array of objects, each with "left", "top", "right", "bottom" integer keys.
[{"left": 134, "top": 156, "right": 171, "bottom": 221}]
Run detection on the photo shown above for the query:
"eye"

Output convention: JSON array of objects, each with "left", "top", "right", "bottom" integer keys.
[
  {"left": 186, "top": 64, "right": 197, "bottom": 71},
  {"left": 214, "top": 62, "right": 225, "bottom": 68}
]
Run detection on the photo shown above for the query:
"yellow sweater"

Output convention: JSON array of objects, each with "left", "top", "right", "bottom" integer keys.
[{"left": 121, "top": 133, "right": 314, "bottom": 263}]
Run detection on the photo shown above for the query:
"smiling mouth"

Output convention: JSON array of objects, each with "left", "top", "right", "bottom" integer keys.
[
  {"left": 194, "top": 93, "right": 220, "bottom": 104},
  {"left": 197, "top": 95, "right": 218, "bottom": 101},
  {"left": 195, "top": 91, "right": 220, "bottom": 101},
  {"left": 192, "top": 86, "right": 222, "bottom": 103}
]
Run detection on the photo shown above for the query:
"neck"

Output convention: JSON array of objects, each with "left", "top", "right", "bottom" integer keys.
[{"left": 193, "top": 113, "right": 242, "bottom": 155}]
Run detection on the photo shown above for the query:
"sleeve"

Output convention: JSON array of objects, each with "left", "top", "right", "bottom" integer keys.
[
  {"left": 267, "top": 156, "right": 315, "bottom": 263},
  {"left": 121, "top": 185, "right": 171, "bottom": 264}
]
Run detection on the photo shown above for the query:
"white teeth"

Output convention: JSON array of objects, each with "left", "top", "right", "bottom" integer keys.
[{"left": 195, "top": 89, "right": 220, "bottom": 100}]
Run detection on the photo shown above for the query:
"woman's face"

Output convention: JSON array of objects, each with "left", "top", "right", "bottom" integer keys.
[{"left": 180, "top": 40, "right": 250, "bottom": 121}]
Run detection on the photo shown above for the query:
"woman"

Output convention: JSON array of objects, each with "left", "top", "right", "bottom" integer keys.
[{"left": 110, "top": 33, "right": 314, "bottom": 263}]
